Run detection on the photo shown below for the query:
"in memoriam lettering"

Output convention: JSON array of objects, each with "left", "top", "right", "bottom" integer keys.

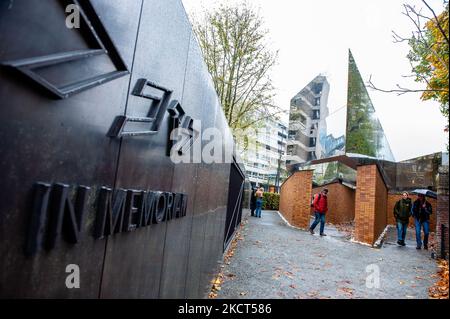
[{"left": 26, "top": 182, "right": 187, "bottom": 256}]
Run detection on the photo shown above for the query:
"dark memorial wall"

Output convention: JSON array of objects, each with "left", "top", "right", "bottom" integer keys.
[{"left": 0, "top": 0, "right": 243, "bottom": 298}]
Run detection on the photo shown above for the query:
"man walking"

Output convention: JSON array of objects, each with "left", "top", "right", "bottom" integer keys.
[
  {"left": 393, "top": 192, "right": 412, "bottom": 246},
  {"left": 412, "top": 194, "right": 432, "bottom": 250},
  {"left": 309, "top": 188, "right": 328, "bottom": 236}
]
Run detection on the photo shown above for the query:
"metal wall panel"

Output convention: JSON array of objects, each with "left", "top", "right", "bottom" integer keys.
[
  {"left": 0, "top": 0, "right": 142, "bottom": 298},
  {"left": 99, "top": 0, "right": 192, "bottom": 298},
  {"left": 0, "top": 0, "right": 243, "bottom": 299}
]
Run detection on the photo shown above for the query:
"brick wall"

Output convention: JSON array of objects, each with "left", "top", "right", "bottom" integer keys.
[
  {"left": 279, "top": 170, "right": 313, "bottom": 229},
  {"left": 387, "top": 193, "right": 437, "bottom": 229},
  {"left": 374, "top": 166, "right": 388, "bottom": 243},
  {"left": 354, "top": 165, "right": 388, "bottom": 245},
  {"left": 436, "top": 166, "right": 449, "bottom": 259},
  {"left": 312, "top": 182, "right": 355, "bottom": 224}
]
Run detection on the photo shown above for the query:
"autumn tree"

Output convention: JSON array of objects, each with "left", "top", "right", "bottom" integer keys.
[
  {"left": 191, "top": 2, "right": 281, "bottom": 135},
  {"left": 369, "top": 0, "right": 449, "bottom": 135}
]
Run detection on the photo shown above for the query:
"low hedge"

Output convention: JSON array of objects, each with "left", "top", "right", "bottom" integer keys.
[{"left": 262, "top": 192, "right": 280, "bottom": 210}]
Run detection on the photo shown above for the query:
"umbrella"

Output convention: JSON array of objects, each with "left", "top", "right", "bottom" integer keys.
[{"left": 411, "top": 189, "right": 437, "bottom": 199}]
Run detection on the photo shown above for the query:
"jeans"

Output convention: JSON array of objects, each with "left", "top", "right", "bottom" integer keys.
[
  {"left": 255, "top": 199, "right": 263, "bottom": 217},
  {"left": 415, "top": 218, "right": 429, "bottom": 248},
  {"left": 310, "top": 212, "right": 326, "bottom": 234},
  {"left": 396, "top": 221, "right": 408, "bottom": 242}
]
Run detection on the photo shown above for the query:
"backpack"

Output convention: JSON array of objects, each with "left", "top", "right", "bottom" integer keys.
[{"left": 310, "top": 193, "right": 321, "bottom": 207}]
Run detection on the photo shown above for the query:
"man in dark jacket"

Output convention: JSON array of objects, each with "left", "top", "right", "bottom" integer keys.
[
  {"left": 412, "top": 194, "right": 432, "bottom": 250},
  {"left": 250, "top": 187, "right": 257, "bottom": 217},
  {"left": 309, "top": 188, "right": 328, "bottom": 236},
  {"left": 394, "top": 192, "right": 412, "bottom": 246}
]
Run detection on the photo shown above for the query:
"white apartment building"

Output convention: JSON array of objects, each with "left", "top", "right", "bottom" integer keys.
[
  {"left": 286, "top": 75, "right": 330, "bottom": 165},
  {"left": 241, "top": 118, "right": 287, "bottom": 191}
]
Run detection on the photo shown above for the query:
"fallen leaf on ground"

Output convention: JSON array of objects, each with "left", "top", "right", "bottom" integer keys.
[
  {"left": 208, "top": 292, "right": 217, "bottom": 298},
  {"left": 338, "top": 287, "right": 354, "bottom": 296},
  {"left": 428, "top": 259, "right": 449, "bottom": 299},
  {"left": 284, "top": 271, "right": 294, "bottom": 279}
]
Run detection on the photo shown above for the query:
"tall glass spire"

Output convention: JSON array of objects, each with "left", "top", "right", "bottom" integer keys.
[{"left": 345, "top": 50, "right": 395, "bottom": 161}]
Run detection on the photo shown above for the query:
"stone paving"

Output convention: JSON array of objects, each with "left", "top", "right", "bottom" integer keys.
[{"left": 216, "top": 210, "right": 437, "bottom": 299}]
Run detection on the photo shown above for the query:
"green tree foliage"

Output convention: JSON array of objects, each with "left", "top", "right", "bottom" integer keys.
[
  {"left": 369, "top": 1, "right": 449, "bottom": 140},
  {"left": 407, "top": 1, "right": 449, "bottom": 132},
  {"left": 191, "top": 2, "right": 281, "bottom": 134}
]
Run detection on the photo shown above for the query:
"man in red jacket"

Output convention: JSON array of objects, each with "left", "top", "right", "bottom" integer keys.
[{"left": 309, "top": 188, "right": 328, "bottom": 236}]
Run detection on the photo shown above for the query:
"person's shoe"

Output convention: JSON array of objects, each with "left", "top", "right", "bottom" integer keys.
[
  {"left": 397, "top": 240, "right": 402, "bottom": 246},
  {"left": 416, "top": 246, "right": 421, "bottom": 250},
  {"left": 320, "top": 233, "right": 327, "bottom": 236},
  {"left": 401, "top": 241, "right": 406, "bottom": 246},
  {"left": 424, "top": 245, "right": 428, "bottom": 250},
  {"left": 309, "top": 229, "right": 314, "bottom": 235}
]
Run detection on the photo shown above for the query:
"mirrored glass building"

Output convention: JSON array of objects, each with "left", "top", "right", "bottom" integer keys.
[
  {"left": 286, "top": 75, "right": 345, "bottom": 166},
  {"left": 286, "top": 50, "right": 445, "bottom": 191},
  {"left": 345, "top": 50, "right": 395, "bottom": 161}
]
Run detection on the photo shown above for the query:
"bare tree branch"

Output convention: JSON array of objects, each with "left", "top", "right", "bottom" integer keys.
[
  {"left": 192, "top": 2, "right": 278, "bottom": 137},
  {"left": 367, "top": 75, "right": 449, "bottom": 95}
]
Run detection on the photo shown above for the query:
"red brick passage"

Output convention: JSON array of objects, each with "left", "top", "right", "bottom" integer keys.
[
  {"left": 354, "top": 165, "right": 388, "bottom": 245},
  {"left": 312, "top": 182, "right": 355, "bottom": 225},
  {"left": 436, "top": 167, "right": 449, "bottom": 258},
  {"left": 387, "top": 193, "right": 437, "bottom": 229},
  {"left": 279, "top": 170, "right": 313, "bottom": 229}
]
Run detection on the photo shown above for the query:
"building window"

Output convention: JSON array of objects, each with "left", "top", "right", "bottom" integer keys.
[
  {"left": 288, "top": 130, "right": 296, "bottom": 140},
  {"left": 312, "top": 110, "right": 320, "bottom": 120},
  {"left": 287, "top": 145, "right": 294, "bottom": 156}
]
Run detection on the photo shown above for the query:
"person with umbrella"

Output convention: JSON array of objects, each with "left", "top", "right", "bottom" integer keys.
[{"left": 411, "top": 192, "right": 433, "bottom": 250}]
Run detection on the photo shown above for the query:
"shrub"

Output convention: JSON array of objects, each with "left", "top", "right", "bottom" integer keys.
[{"left": 262, "top": 192, "right": 280, "bottom": 210}]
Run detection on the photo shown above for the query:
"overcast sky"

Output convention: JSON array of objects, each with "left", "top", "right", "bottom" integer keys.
[{"left": 181, "top": 0, "right": 448, "bottom": 161}]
